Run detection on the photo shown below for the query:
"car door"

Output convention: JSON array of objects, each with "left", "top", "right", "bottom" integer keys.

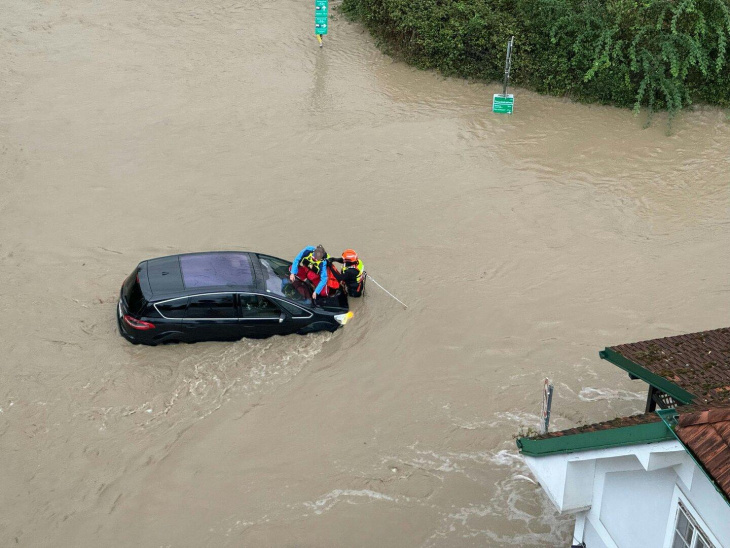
[
  {"left": 153, "top": 297, "right": 188, "bottom": 340},
  {"left": 183, "top": 293, "right": 241, "bottom": 342},
  {"left": 238, "top": 293, "right": 287, "bottom": 338},
  {"left": 271, "top": 297, "right": 316, "bottom": 335}
]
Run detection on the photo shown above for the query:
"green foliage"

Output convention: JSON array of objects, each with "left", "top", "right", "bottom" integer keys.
[{"left": 341, "top": 0, "right": 730, "bottom": 117}]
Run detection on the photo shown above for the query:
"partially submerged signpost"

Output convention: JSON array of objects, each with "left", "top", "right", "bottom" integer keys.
[
  {"left": 315, "top": 0, "right": 328, "bottom": 47},
  {"left": 492, "top": 36, "right": 515, "bottom": 114},
  {"left": 540, "top": 378, "right": 554, "bottom": 434}
]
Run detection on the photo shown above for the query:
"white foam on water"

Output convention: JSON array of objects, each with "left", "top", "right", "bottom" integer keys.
[
  {"left": 303, "top": 489, "right": 398, "bottom": 515},
  {"left": 452, "top": 420, "right": 489, "bottom": 430},
  {"left": 408, "top": 447, "right": 498, "bottom": 474},
  {"left": 578, "top": 387, "right": 644, "bottom": 402},
  {"left": 493, "top": 411, "right": 542, "bottom": 428},
  {"left": 161, "top": 333, "right": 332, "bottom": 421},
  {"left": 421, "top": 448, "right": 572, "bottom": 547},
  {"left": 78, "top": 333, "right": 332, "bottom": 433},
  {"left": 488, "top": 449, "right": 524, "bottom": 468}
]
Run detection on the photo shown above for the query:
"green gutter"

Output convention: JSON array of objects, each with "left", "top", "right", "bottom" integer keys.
[
  {"left": 599, "top": 348, "right": 695, "bottom": 404},
  {"left": 657, "top": 409, "right": 730, "bottom": 507},
  {"left": 517, "top": 420, "right": 674, "bottom": 456}
]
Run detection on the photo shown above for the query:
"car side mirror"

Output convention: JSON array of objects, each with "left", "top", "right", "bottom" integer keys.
[{"left": 279, "top": 312, "right": 285, "bottom": 323}]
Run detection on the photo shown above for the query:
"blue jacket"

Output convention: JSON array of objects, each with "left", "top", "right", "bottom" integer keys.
[{"left": 292, "top": 246, "right": 328, "bottom": 295}]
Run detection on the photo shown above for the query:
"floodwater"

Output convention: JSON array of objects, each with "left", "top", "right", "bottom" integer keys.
[{"left": 1, "top": 0, "right": 728, "bottom": 545}]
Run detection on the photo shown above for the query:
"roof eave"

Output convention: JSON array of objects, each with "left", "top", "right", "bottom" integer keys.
[
  {"left": 599, "top": 347, "right": 695, "bottom": 404},
  {"left": 517, "top": 420, "right": 674, "bottom": 456}
]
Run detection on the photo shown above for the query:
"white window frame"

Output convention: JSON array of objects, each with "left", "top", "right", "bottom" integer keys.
[{"left": 662, "top": 485, "right": 721, "bottom": 548}]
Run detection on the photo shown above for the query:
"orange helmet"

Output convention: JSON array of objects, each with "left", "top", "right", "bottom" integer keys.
[{"left": 342, "top": 249, "right": 358, "bottom": 263}]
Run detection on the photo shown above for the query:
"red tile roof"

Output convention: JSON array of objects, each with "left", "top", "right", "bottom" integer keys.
[{"left": 676, "top": 407, "right": 730, "bottom": 500}]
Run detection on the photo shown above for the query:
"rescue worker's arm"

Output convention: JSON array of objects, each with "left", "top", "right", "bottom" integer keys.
[
  {"left": 329, "top": 265, "right": 356, "bottom": 283},
  {"left": 290, "top": 246, "right": 315, "bottom": 280},
  {"left": 327, "top": 259, "right": 344, "bottom": 282},
  {"left": 313, "top": 262, "right": 328, "bottom": 297}
]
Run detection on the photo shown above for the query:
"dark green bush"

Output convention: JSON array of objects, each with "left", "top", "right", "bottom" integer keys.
[{"left": 342, "top": 0, "right": 730, "bottom": 117}]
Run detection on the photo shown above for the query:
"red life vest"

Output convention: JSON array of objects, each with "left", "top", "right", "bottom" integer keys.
[{"left": 326, "top": 263, "right": 341, "bottom": 292}]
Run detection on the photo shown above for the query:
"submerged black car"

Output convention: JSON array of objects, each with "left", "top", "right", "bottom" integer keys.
[{"left": 117, "top": 251, "right": 352, "bottom": 345}]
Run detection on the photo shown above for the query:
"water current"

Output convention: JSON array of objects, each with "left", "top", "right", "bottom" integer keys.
[{"left": 1, "top": 0, "right": 729, "bottom": 546}]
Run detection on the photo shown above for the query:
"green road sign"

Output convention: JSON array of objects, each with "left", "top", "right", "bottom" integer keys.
[
  {"left": 492, "top": 94, "right": 514, "bottom": 114},
  {"left": 315, "top": 0, "right": 328, "bottom": 35}
]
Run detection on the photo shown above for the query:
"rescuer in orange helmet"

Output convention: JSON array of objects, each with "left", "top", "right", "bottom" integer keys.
[{"left": 328, "top": 249, "right": 366, "bottom": 297}]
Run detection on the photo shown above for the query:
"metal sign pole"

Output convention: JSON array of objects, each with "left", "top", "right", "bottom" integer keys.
[
  {"left": 493, "top": 36, "right": 515, "bottom": 114},
  {"left": 502, "top": 35, "right": 514, "bottom": 95},
  {"left": 540, "top": 378, "right": 554, "bottom": 434}
]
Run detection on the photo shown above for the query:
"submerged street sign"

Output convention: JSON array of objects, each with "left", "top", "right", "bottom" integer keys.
[
  {"left": 493, "top": 94, "right": 514, "bottom": 114},
  {"left": 315, "top": 0, "right": 328, "bottom": 35},
  {"left": 492, "top": 36, "right": 515, "bottom": 114}
]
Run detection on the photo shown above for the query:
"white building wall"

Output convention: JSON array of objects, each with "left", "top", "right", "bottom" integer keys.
[
  {"left": 524, "top": 441, "right": 730, "bottom": 547},
  {"left": 583, "top": 517, "right": 608, "bottom": 548},
  {"left": 598, "top": 468, "right": 676, "bottom": 547},
  {"left": 582, "top": 453, "right": 730, "bottom": 547},
  {"left": 683, "top": 464, "right": 730, "bottom": 544}
]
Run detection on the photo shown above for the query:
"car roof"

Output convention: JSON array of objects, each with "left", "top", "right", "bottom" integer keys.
[{"left": 143, "top": 251, "right": 261, "bottom": 298}]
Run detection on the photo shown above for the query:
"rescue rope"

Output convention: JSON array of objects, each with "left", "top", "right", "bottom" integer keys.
[{"left": 367, "top": 276, "right": 408, "bottom": 309}]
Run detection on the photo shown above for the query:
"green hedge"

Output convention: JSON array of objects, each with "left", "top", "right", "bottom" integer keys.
[{"left": 342, "top": 0, "right": 730, "bottom": 117}]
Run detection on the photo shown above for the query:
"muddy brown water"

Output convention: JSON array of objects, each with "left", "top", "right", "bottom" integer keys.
[{"left": 1, "top": 0, "right": 729, "bottom": 546}]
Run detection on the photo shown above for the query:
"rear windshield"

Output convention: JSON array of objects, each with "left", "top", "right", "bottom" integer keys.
[{"left": 122, "top": 268, "right": 148, "bottom": 315}]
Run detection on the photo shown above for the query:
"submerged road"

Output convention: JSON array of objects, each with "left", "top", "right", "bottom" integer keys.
[{"left": 1, "top": 0, "right": 729, "bottom": 545}]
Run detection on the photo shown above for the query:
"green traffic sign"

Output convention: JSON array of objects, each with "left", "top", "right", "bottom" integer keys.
[
  {"left": 315, "top": 0, "right": 328, "bottom": 35},
  {"left": 492, "top": 94, "right": 514, "bottom": 114}
]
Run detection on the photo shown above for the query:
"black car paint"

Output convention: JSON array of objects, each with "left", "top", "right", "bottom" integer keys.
[{"left": 117, "top": 252, "right": 349, "bottom": 345}]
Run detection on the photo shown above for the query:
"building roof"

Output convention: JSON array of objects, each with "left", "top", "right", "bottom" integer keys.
[
  {"left": 517, "top": 414, "right": 672, "bottom": 456},
  {"left": 517, "top": 327, "right": 730, "bottom": 500},
  {"left": 528, "top": 412, "right": 662, "bottom": 441},
  {"left": 603, "top": 327, "right": 730, "bottom": 406},
  {"left": 675, "top": 407, "right": 730, "bottom": 500}
]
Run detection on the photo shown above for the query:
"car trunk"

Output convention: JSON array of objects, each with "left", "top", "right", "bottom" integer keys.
[{"left": 121, "top": 265, "right": 149, "bottom": 315}]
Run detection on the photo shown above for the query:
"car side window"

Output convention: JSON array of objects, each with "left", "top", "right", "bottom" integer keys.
[
  {"left": 156, "top": 298, "right": 188, "bottom": 318},
  {"left": 258, "top": 255, "right": 292, "bottom": 278},
  {"left": 187, "top": 294, "right": 236, "bottom": 319},
  {"left": 276, "top": 299, "right": 310, "bottom": 317},
  {"left": 240, "top": 294, "right": 281, "bottom": 319}
]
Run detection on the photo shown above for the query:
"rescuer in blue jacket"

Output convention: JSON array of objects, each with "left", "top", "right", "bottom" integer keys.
[{"left": 289, "top": 245, "right": 338, "bottom": 301}]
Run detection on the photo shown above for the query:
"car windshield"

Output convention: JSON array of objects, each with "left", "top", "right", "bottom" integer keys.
[{"left": 257, "top": 254, "right": 310, "bottom": 304}]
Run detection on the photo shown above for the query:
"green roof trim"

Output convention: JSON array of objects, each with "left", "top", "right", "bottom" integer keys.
[
  {"left": 516, "top": 420, "right": 674, "bottom": 456},
  {"left": 599, "top": 347, "right": 695, "bottom": 404},
  {"left": 656, "top": 408, "right": 679, "bottom": 427}
]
